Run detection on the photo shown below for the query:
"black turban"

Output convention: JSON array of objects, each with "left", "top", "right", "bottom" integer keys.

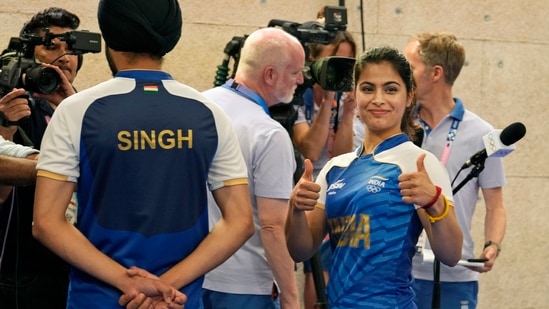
[{"left": 98, "top": 0, "right": 182, "bottom": 56}]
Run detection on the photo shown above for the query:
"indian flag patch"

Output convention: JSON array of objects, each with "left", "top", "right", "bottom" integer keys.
[{"left": 144, "top": 85, "right": 158, "bottom": 93}]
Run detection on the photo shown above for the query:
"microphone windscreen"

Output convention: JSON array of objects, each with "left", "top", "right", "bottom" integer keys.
[{"left": 500, "top": 122, "right": 526, "bottom": 145}]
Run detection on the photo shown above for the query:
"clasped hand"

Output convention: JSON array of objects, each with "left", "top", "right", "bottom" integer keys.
[{"left": 119, "top": 266, "right": 186, "bottom": 309}]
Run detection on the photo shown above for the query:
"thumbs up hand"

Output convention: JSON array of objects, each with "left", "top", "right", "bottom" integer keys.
[
  {"left": 397, "top": 153, "right": 439, "bottom": 207},
  {"left": 300, "top": 158, "right": 315, "bottom": 182},
  {"left": 290, "top": 159, "right": 321, "bottom": 212}
]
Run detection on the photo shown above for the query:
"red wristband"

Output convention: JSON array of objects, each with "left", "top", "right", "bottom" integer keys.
[{"left": 421, "top": 185, "right": 441, "bottom": 209}]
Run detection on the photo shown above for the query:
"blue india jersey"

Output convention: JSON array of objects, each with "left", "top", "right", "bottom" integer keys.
[
  {"left": 316, "top": 134, "right": 453, "bottom": 308},
  {"left": 37, "top": 70, "right": 248, "bottom": 308}
]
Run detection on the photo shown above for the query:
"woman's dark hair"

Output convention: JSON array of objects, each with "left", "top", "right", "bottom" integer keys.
[{"left": 354, "top": 46, "right": 419, "bottom": 139}]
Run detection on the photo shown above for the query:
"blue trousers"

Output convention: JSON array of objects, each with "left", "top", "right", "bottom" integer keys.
[
  {"left": 413, "top": 278, "right": 478, "bottom": 309},
  {"left": 202, "top": 288, "right": 278, "bottom": 309}
]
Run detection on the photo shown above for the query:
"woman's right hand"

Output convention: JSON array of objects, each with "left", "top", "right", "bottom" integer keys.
[{"left": 290, "top": 159, "right": 320, "bottom": 212}]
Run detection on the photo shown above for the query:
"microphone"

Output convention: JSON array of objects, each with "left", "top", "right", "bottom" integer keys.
[{"left": 461, "top": 122, "right": 526, "bottom": 169}]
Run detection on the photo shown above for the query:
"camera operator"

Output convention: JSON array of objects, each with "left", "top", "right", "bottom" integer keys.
[
  {"left": 292, "top": 30, "right": 357, "bottom": 169},
  {"left": 0, "top": 7, "right": 82, "bottom": 309}
]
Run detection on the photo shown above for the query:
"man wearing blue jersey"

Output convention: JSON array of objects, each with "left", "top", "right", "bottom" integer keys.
[
  {"left": 32, "top": 1, "right": 254, "bottom": 308},
  {"left": 286, "top": 46, "right": 463, "bottom": 308}
]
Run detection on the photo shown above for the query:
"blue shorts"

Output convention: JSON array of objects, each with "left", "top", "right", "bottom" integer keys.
[
  {"left": 303, "top": 240, "right": 332, "bottom": 273},
  {"left": 413, "top": 279, "right": 478, "bottom": 309},
  {"left": 202, "top": 289, "right": 277, "bottom": 309}
]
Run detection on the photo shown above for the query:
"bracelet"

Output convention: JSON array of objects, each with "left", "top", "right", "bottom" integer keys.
[
  {"left": 424, "top": 194, "right": 450, "bottom": 223},
  {"left": 421, "top": 185, "right": 442, "bottom": 209},
  {"left": 484, "top": 240, "right": 501, "bottom": 256}
]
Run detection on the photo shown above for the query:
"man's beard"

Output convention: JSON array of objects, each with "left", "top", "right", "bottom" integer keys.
[{"left": 276, "top": 86, "right": 296, "bottom": 104}]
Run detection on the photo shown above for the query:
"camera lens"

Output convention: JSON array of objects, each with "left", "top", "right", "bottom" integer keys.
[
  {"left": 23, "top": 66, "right": 60, "bottom": 94},
  {"left": 311, "top": 57, "right": 355, "bottom": 92}
]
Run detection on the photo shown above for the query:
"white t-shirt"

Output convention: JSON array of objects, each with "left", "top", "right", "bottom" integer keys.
[
  {"left": 202, "top": 85, "right": 296, "bottom": 295},
  {"left": 0, "top": 135, "right": 39, "bottom": 157}
]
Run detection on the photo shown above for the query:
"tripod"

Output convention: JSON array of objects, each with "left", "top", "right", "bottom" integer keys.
[
  {"left": 431, "top": 160, "right": 486, "bottom": 309},
  {"left": 308, "top": 251, "right": 329, "bottom": 309}
]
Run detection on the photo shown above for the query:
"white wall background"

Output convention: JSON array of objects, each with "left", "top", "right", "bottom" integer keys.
[{"left": 1, "top": 1, "right": 547, "bottom": 308}]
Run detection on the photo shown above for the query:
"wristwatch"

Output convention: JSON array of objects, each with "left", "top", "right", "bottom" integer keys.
[{"left": 484, "top": 240, "right": 501, "bottom": 256}]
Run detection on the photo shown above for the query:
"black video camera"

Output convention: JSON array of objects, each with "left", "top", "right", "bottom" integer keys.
[
  {"left": 268, "top": 6, "right": 354, "bottom": 92},
  {"left": 0, "top": 28, "right": 101, "bottom": 96},
  {"left": 268, "top": 6, "right": 347, "bottom": 45},
  {"left": 214, "top": 6, "right": 354, "bottom": 92}
]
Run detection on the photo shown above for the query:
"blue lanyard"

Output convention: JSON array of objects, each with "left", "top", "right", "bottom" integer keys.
[
  {"left": 419, "top": 117, "right": 460, "bottom": 166},
  {"left": 416, "top": 99, "right": 464, "bottom": 166},
  {"left": 439, "top": 118, "right": 460, "bottom": 165},
  {"left": 222, "top": 79, "right": 270, "bottom": 115}
]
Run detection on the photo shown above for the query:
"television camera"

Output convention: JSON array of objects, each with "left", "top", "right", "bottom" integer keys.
[
  {"left": 213, "top": 6, "right": 355, "bottom": 92},
  {"left": 0, "top": 28, "right": 102, "bottom": 96},
  {"left": 213, "top": 6, "right": 356, "bottom": 186},
  {"left": 267, "top": 4, "right": 347, "bottom": 45}
]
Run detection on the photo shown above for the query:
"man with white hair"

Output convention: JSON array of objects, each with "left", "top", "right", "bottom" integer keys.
[{"left": 201, "top": 27, "right": 305, "bottom": 309}]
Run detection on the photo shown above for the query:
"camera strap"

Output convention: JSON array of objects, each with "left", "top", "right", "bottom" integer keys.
[{"left": 0, "top": 116, "right": 19, "bottom": 127}]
